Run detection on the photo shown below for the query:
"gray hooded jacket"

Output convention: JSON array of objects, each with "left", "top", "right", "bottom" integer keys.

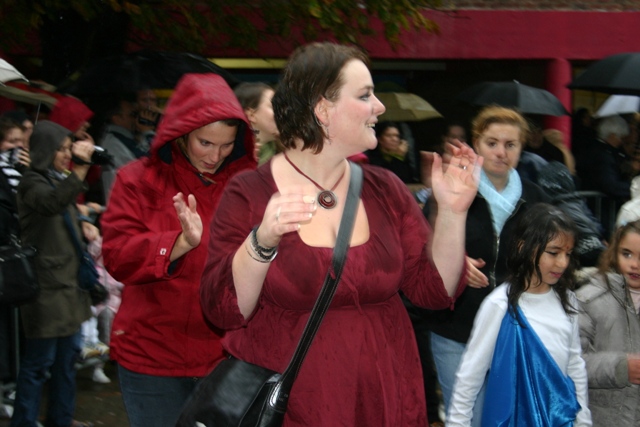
[{"left": 577, "top": 273, "right": 640, "bottom": 427}]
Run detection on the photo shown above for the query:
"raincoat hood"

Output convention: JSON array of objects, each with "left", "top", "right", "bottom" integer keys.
[
  {"left": 29, "top": 120, "right": 72, "bottom": 173},
  {"left": 152, "top": 73, "right": 253, "bottom": 170},
  {"left": 48, "top": 95, "right": 94, "bottom": 133}
]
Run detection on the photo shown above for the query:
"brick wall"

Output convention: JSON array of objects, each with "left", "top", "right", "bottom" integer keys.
[{"left": 446, "top": 0, "right": 640, "bottom": 10}]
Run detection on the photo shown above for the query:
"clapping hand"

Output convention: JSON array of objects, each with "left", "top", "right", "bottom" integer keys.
[
  {"left": 422, "top": 142, "right": 482, "bottom": 215},
  {"left": 173, "top": 192, "right": 202, "bottom": 248},
  {"left": 256, "top": 188, "right": 317, "bottom": 248}
]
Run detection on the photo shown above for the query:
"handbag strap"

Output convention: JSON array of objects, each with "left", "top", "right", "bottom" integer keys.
[
  {"left": 276, "top": 162, "right": 363, "bottom": 403},
  {"left": 61, "top": 210, "right": 86, "bottom": 257},
  {"left": 43, "top": 175, "right": 85, "bottom": 257}
]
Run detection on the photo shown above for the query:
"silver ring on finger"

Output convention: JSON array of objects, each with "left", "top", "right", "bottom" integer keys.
[
  {"left": 276, "top": 207, "right": 281, "bottom": 223},
  {"left": 459, "top": 164, "right": 467, "bottom": 170}
]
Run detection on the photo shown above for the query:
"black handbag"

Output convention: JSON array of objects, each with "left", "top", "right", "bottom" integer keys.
[
  {"left": 0, "top": 235, "right": 39, "bottom": 305},
  {"left": 176, "top": 163, "right": 363, "bottom": 427}
]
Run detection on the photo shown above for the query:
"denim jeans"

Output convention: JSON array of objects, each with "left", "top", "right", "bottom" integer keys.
[
  {"left": 10, "top": 331, "right": 81, "bottom": 427},
  {"left": 430, "top": 332, "right": 486, "bottom": 427},
  {"left": 118, "top": 365, "right": 201, "bottom": 427}
]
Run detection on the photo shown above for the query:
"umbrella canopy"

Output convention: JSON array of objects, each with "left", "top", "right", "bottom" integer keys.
[
  {"left": 57, "top": 50, "right": 240, "bottom": 96},
  {"left": 0, "top": 58, "right": 28, "bottom": 85},
  {"left": 568, "top": 52, "right": 640, "bottom": 96},
  {"left": 593, "top": 94, "right": 640, "bottom": 118},
  {"left": 376, "top": 92, "right": 442, "bottom": 122},
  {"left": 0, "top": 81, "right": 61, "bottom": 108},
  {"left": 457, "top": 80, "right": 569, "bottom": 116}
]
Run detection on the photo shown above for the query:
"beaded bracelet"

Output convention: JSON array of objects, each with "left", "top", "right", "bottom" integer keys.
[
  {"left": 249, "top": 227, "right": 278, "bottom": 262},
  {"left": 245, "top": 242, "right": 271, "bottom": 263}
]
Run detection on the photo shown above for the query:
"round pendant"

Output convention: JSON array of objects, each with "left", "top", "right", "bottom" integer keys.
[{"left": 317, "top": 190, "right": 338, "bottom": 209}]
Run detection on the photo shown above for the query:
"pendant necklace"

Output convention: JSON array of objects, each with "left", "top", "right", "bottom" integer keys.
[{"left": 284, "top": 153, "right": 346, "bottom": 209}]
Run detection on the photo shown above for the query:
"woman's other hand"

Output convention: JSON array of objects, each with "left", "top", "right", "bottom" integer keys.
[
  {"left": 174, "top": 193, "right": 202, "bottom": 248},
  {"left": 232, "top": 188, "right": 316, "bottom": 320},
  {"left": 170, "top": 193, "right": 202, "bottom": 261},
  {"left": 256, "top": 189, "right": 317, "bottom": 249},
  {"left": 466, "top": 256, "right": 489, "bottom": 288}
]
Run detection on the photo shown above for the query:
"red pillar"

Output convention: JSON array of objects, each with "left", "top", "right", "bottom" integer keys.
[{"left": 544, "top": 58, "right": 573, "bottom": 148}]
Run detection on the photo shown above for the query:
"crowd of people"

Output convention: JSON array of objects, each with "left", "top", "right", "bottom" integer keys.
[{"left": 0, "top": 41, "right": 638, "bottom": 427}]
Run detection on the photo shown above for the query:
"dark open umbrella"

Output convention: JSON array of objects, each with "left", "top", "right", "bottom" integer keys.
[
  {"left": 57, "top": 50, "right": 240, "bottom": 96},
  {"left": 567, "top": 52, "right": 640, "bottom": 96},
  {"left": 457, "top": 80, "right": 569, "bottom": 116}
]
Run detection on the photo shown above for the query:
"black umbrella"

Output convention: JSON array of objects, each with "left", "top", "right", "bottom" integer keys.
[
  {"left": 57, "top": 50, "right": 240, "bottom": 96},
  {"left": 457, "top": 80, "right": 569, "bottom": 116},
  {"left": 567, "top": 52, "right": 640, "bottom": 96}
]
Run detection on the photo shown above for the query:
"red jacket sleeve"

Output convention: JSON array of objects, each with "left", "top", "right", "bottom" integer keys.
[{"left": 101, "top": 165, "right": 184, "bottom": 285}]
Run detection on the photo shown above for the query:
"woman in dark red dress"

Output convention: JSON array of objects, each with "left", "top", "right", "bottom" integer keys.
[{"left": 201, "top": 42, "right": 481, "bottom": 426}]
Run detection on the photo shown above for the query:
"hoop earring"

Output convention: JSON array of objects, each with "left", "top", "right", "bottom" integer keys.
[{"left": 313, "top": 114, "right": 325, "bottom": 130}]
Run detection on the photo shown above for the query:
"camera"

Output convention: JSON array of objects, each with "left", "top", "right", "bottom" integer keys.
[
  {"left": 72, "top": 145, "right": 114, "bottom": 167},
  {"left": 91, "top": 146, "right": 114, "bottom": 166}
]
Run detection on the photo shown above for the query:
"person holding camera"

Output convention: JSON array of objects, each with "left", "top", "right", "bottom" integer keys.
[
  {"left": 49, "top": 95, "right": 107, "bottom": 211},
  {"left": 11, "top": 121, "right": 96, "bottom": 427}
]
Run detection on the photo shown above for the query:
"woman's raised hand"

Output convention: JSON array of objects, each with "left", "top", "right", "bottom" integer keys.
[
  {"left": 71, "top": 139, "right": 95, "bottom": 164},
  {"left": 173, "top": 192, "right": 202, "bottom": 248},
  {"left": 423, "top": 143, "right": 483, "bottom": 215},
  {"left": 255, "top": 188, "right": 317, "bottom": 248}
]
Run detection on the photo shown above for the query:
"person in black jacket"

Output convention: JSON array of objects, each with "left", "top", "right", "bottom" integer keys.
[
  {"left": 422, "top": 106, "right": 548, "bottom": 427},
  {"left": 366, "top": 121, "right": 417, "bottom": 183},
  {"left": 577, "top": 115, "right": 635, "bottom": 236},
  {"left": 0, "top": 119, "right": 29, "bottom": 419},
  {"left": 537, "top": 161, "right": 605, "bottom": 267}
]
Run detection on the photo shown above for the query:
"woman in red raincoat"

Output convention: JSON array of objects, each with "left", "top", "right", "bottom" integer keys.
[{"left": 100, "top": 73, "right": 256, "bottom": 427}]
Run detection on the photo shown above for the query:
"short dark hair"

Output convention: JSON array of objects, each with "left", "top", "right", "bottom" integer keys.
[
  {"left": 272, "top": 42, "right": 369, "bottom": 154},
  {"left": 0, "top": 117, "right": 21, "bottom": 142},
  {"left": 234, "top": 82, "right": 273, "bottom": 111},
  {"left": 505, "top": 203, "right": 579, "bottom": 317}
]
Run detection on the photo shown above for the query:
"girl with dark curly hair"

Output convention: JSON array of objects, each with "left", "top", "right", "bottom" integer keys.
[{"left": 448, "top": 203, "right": 591, "bottom": 426}]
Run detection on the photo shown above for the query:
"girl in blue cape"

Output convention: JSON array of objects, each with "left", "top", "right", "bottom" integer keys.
[{"left": 447, "top": 203, "right": 592, "bottom": 427}]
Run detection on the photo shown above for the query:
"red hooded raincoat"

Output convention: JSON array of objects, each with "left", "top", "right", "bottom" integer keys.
[{"left": 101, "top": 74, "right": 256, "bottom": 376}]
